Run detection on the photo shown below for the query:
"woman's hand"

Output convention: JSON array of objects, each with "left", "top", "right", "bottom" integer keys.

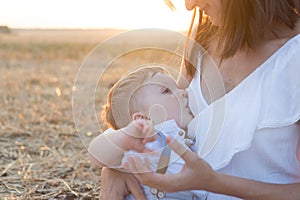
[
  {"left": 124, "top": 136, "right": 217, "bottom": 192},
  {"left": 99, "top": 167, "right": 146, "bottom": 200}
]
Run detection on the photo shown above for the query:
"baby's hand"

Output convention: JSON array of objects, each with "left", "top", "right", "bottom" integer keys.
[{"left": 120, "top": 119, "right": 157, "bottom": 152}]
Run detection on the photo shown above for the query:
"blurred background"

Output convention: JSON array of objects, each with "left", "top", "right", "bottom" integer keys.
[
  {"left": 0, "top": 0, "right": 191, "bottom": 30},
  {"left": 0, "top": 0, "right": 192, "bottom": 199}
]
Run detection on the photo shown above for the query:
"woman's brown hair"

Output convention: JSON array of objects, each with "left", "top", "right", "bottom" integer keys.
[{"left": 176, "top": 0, "right": 300, "bottom": 77}]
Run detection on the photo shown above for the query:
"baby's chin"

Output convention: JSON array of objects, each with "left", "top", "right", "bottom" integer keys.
[{"left": 178, "top": 120, "right": 191, "bottom": 131}]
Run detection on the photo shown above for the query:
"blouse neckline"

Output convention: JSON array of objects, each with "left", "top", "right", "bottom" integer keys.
[{"left": 199, "top": 33, "right": 300, "bottom": 106}]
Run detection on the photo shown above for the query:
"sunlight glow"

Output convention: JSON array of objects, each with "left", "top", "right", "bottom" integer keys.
[{"left": 0, "top": 0, "right": 193, "bottom": 31}]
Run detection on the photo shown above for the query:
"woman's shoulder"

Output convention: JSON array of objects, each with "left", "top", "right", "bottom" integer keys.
[{"left": 263, "top": 32, "right": 300, "bottom": 68}]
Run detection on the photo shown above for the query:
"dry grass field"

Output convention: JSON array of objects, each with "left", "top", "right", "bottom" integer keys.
[{"left": 0, "top": 29, "right": 183, "bottom": 199}]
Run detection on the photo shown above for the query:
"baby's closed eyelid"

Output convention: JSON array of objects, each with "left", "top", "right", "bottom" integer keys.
[{"left": 162, "top": 87, "right": 172, "bottom": 94}]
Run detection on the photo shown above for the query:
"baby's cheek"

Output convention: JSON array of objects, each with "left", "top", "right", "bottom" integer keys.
[{"left": 148, "top": 104, "right": 167, "bottom": 124}]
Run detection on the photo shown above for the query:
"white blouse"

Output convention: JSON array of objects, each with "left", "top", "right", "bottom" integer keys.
[{"left": 186, "top": 34, "right": 300, "bottom": 199}]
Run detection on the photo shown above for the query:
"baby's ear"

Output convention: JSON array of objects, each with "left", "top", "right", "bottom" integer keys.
[{"left": 132, "top": 112, "right": 147, "bottom": 120}]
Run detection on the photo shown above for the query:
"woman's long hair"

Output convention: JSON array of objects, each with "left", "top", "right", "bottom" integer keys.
[{"left": 183, "top": 0, "right": 300, "bottom": 77}]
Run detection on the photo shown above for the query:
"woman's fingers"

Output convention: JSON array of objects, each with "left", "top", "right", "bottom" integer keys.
[
  {"left": 126, "top": 156, "right": 151, "bottom": 173},
  {"left": 166, "top": 136, "right": 197, "bottom": 164},
  {"left": 126, "top": 137, "right": 215, "bottom": 193},
  {"left": 125, "top": 156, "right": 180, "bottom": 191}
]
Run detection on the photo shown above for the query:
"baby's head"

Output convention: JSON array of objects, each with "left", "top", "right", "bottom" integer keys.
[{"left": 102, "top": 65, "right": 193, "bottom": 130}]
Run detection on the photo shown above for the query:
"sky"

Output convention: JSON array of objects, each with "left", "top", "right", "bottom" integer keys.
[{"left": 0, "top": 0, "right": 193, "bottom": 31}]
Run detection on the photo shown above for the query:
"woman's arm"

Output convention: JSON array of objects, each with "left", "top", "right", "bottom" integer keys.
[
  {"left": 88, "top": 119, "right": 155, "bottom": 167},
  {"left": 208, "top": 172, "right": 300, "bottom": 200},
  {"left": 125, "top": 136, "right": 300, "bottom": 200}
]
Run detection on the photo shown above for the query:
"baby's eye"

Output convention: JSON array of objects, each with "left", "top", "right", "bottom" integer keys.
[{"left": 162, "top": 88, "right": 172, "bottom": 94}]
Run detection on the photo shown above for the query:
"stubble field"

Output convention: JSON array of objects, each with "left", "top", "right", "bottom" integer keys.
[{"left": 0, "top": 29, "right": 183, "bottom": 199}]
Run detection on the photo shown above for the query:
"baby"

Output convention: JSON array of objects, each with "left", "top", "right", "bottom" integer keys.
[{"left": 88, "top": 66, "right": 202, "bottom": 199}]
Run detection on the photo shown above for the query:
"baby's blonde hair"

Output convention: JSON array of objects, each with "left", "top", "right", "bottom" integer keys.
[{"left": 102, "top": 65, "right": 169, "bottom": 129}]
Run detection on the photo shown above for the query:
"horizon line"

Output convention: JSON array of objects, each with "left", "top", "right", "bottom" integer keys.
[{"left": 0, "top": 25, "right": 187, "bottom": 32}]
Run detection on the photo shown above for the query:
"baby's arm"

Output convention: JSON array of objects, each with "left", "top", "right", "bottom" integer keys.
[{"left": 88, "top": 119, "right": 156, "bottom": 167}]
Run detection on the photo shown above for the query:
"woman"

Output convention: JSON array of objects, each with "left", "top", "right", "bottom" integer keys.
[{"left": 99, "top": 0, "right": 300, "bottom": 199}]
